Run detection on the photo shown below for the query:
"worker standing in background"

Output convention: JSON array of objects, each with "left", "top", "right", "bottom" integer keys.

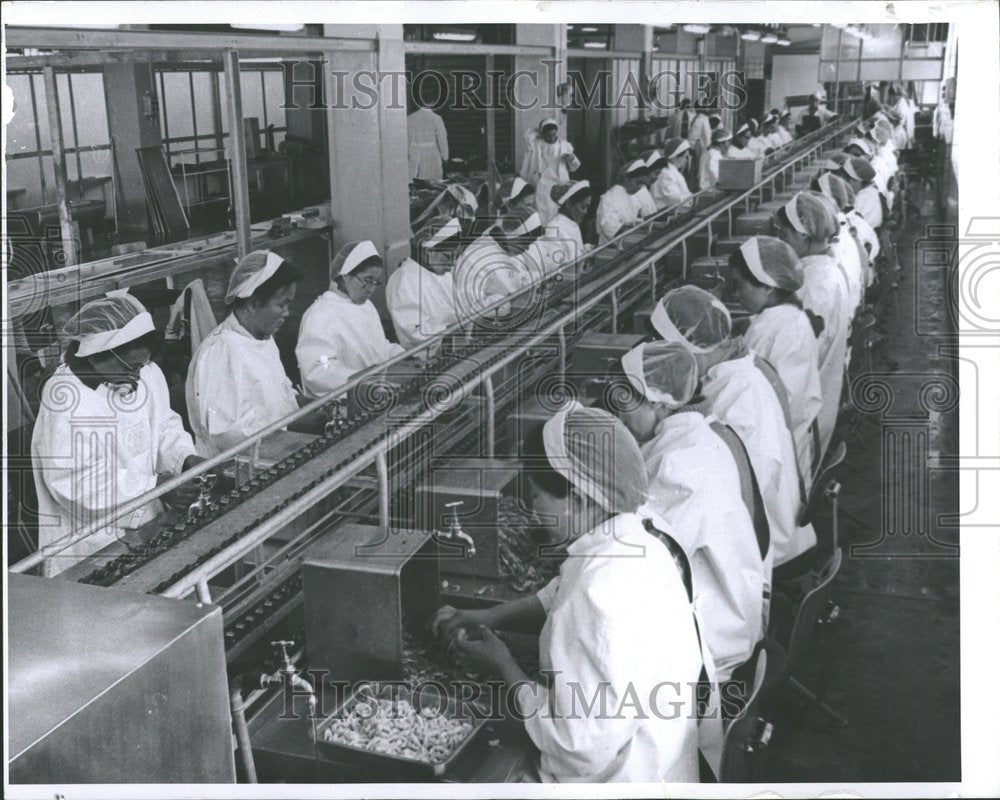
[
  {"left": 188, "top": 251, "right": 318, "bottom": 458},
  {"left": 729, "top": 236, "right": 822, "bottom": 490},
  {"left": 433, "top": 404, "right": 717, "bottom": 782},
  {"left": 596, "top": 160, "right": 648, "bottom": 243},
  {"left": 33, "top": 293, "right": 205, "bottom": 576},
  {"left": 773, "top": 193, "right": 850, "bottom": 460},
  {"left": 296, "top": 241, "right": 405, "bottom": 399},
  {"left": 386, "top": 218, "right": 462, "bottom": 350},
  {"left": 698, "top": 128, "right": 732, "bottom": 190},
  {"left": 650, "top": 285, "right": 815, "bottom": 575},
  {"left": 651, "top": 138, "right": 694, "bottom": 210},
  {"left": 613, "top": 340, "right": 765, "bottom": 684},
  {"left": 668, "top": 96, "right": 693, "bottom": 141},
  {"left": 407, "top": 101, "right": 450, "bottom": 182},
  {"left": 520, "top": 117, "right": 581, "bottom": 224}
]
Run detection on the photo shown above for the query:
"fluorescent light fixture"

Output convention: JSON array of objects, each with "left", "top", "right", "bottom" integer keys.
[
  {"left": 582, "top": 40, "right": 608, "bottom": 49},
  {"left": 683, "top": 24, "right": 711, "bottom": 35},
  {"left": 432, "top": 30, "right": 478, "bottom": 42},
  {"left": 761, "top": 33, "right": 779, "bottom": 44},
  {"left": 777, "top": 37, "right": 791, "bottom": 46},
  {"left": 231, "top": 23, "right": 305, "bottom": 32},
  {"left": 831, "top": 23, "right": 848, "bottom": 29},
  {"left": 741, "top": 30, "right": 761, "bottom": 41},
  {"left": 581, "top": 26, "right": 600, "bottom": 33}
]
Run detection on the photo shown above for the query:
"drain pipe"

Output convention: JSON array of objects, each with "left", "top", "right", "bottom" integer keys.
[{"left": 230, "top": 679, "right": 258, "bottom": 783}]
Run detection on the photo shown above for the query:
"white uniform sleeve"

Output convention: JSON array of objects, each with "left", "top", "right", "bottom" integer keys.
[
  {"left": 563, "top": 140, "right": 581, "bottom": 173},
  {"left": 146, "top": 363, "right": 196, "bottom": 476},
  {"left": 597, "top": 193, "right": 629, "bottom": 242},
  {"left": 386, "top": 268, "right": 424, "bottom": 349},
  {"left": 435, "top": 113, "right": 449, "bottom": 163},
  {"left": 698, "top": 151, "right": 717, "bottom": 190},
  {"left": 190, "top": 340, "right": 268, "bottom": 454}
]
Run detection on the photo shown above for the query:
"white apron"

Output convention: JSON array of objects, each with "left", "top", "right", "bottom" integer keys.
[{"left": 385, "top": 257, "right": 459, "bottom": 350}]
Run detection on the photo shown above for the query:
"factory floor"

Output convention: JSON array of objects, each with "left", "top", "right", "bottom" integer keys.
[{"left": 760, "top": 167, "right": 961, "bottom": 782}]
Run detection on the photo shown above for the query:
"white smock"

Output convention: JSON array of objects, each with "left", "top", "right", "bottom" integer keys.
[
  {"left": 834, "top": 215, "right": 865, "bottom": 312},
  {"left": 747, "top": 137, "right": 769, "bottom": 157},
  {"left": 452, "top": 232, "right": 531, "bottom": 319},
  {"left": 34, "top": 362, "right": 196, "bottom": 576},
  {"left": 515, "top": 512, "right": 705, "bottom": 783},
  {"left": 798, "top": 254, "right": 851, "bottom": 458},
  {"left": 698, "top": 148, "right": 723, "bottom": 190},
  {"left": 702, "top": 345, "right": 816, "bottom": 567},
  {"left": 774, "top": 127, "right": 794, "bottom": 146},
  {"left": 187, "top": 313, "right": 299, "bottom": 458},
  {"left": 847, "top": 209, "right": 880, "bottom": 268},
  {"left": 520, "top": 130, "right": 580, "bottom": 224},
  {"left": 745, "top": 304, "right": 823, "bottom": 490},
  {"left": 687, "top": 113, "right": 712, "bottom": 156},
  {"left": 632, "top": 186, "right": 658, "bottom": 219},
  {"left": 385, "top": 257, "right": 458, "bottom": 350},
  {"left": 854, "top": 185, "right": 883, "bottom": 229},
  {"left": 596, "top": 185, "right": 642, "bottom": 244},
  {"left": 296, "top": 289, "right": 405, "bottom": 399},
  {"left": 651, "top": 164, "right": 693, "bottom": 210},
  {"left": 542, "top": 212, "right": 586, "bottom": 270},
  {"left": 642, "top": 411, "right": 765, "bottom": 682},
  {"left": 407, "top": 107, "right": 449, "bottom": 181}
]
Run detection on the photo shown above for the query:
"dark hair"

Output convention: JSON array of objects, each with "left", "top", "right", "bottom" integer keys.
[
  {"left": 332, "top": 257, "right": 381, "bottom": 293},
  {"left": 522, "top": 425, "right": 572, "bottom": 499},
  {"left": 235, "top": 260, "right": 300, "bottom": 308},
  {"left": 594, "top": 360, "right": 645, "bottom": 416},
  {"left": 728, "top": 250, "right": 803, "bottom": 310},
  {"left": 64, "top": 329, "right": 163, "bottom": 373}
]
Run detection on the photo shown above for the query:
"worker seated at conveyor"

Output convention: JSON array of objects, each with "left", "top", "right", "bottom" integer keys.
[
  {"left": 496, "top": 176, "right": 536, "bottom": 217},
  {"left": 773, "top": 192, "right": 851, "bottom": 461},
  {"left": 595, "top": 159, "right": 649, "bottom": 243},
  {"left": 758, "top": 113, "right": 784, "bottom": 151},
  {"left": 844, "top": 136, "right": 894, "bottom": 210},
  {"left": 539, "top": 180, "right": 591, "bottom": 269},
  {"left": 698, "top": 127, "right": 733, "bottom": 191},
  {"left": 452, "top": 207, "right": 539, "bottom": 321},
  {"left": 649, "top": 285, "right": 816, "bottom": 576},
  {"left": 726, "top": 122, "right": 756, "bottom": 159},
  {"left": 296, "top": 240, "right": 406, "bottom": 399},
  {"left": 836, "top": 155, "right": 884, "bottom": 230},
  {"left": 432, "top": 405, "right": 720, "bottom": 782},
  {"left": 728, "top": 236, "right": 822, "bottom": 490},
  {"left": 386, "top": 217, "right": 463, "bottom": 351},
  {"left": 650, "top": 138, "right": 695, "bottom": 211},
  {"left": 33, "top": 292, "right": 206, "bottom": 576},
  {"left": 187, "top": 250, "right": 323, "bottom": 458},
  {"left": 811, "top": 173, "right": 869, "bottom": 314},
  {"left": 611, "top": 340, "right": 766, "bottom": 683},
  {"left": 773, "top": 109, "right": 795, "bottom": 146},
  {"left": 744, "top": 118, "right": 768, "bottom": 157}
]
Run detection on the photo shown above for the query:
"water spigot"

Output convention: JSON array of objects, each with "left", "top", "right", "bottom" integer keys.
[
  {"left": 262, "top": 640, "right": 316, "bottom": 711},
  {"left": 439, "top": 500, "right": 476, "bottom": 557},
  {"left": 187, "top": 472, "right": 217, "bottom": 520}
]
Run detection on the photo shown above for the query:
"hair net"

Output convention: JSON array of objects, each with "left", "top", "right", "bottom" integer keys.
[
  {"left": 663, "top": 137, "right": 691, "bottom": 159},
  {"left": 416, "top": 217, "right": 462, "bottom": 251},
  {"left": 551, "top": 180, "right": 590, "bottom": 207},
  {"left": 650, "top": 285, "right": 732, "bottom": 353},
  {"left": 712, "top": 127, "right": 733, "bottom": 144},
  {"left": 735, "top": 122, "right": 752, "bottom": 138},
  {"left": 446, "top": 184, "right": 479, "bottom": 216},
  {"left": 64, "top": 291, "right": 155, "bottom": 357},
  {"left": 736, "top": 235, "right": 804, "bottom": 291},
  {"left": 620, "top": 340, "right": 698, "bottom": 408},
  {"left": 541, "top": 402, "right": 649, "bottom": 514},
  {"left": 780, "top": 191, "right": 838, "bottom": 241},
  {"left": 842, "top": 156, "right": 876, "bottom": 185},
  {"left": 498, "top": 206, "right": 543, "bottom": 238},
  {"left": 617, "top": 160, "right": 648, "bottom": 183},
  {"left": 870, "top": 125, "right": 891, "bottom": 146},
  {"left": 539, "top": 117, "right": 559, "bottom": 133},
  {"left": 644, "top": 149, "right": 666, "bottom": 170},
  {"left": 813, "top": 172, "right": 852, "bottom": 212},
  {"left": 330, "top": 240, "right": 382, "bottom": 284},
  {"left": 499, "top": 176, "right": 533, "bottom": 204},
  {"left": 845, "top": 137, "right": 874, "bottom": 157},
  {"left": 808, "top": 190, "right": 842, "bottom": 233},
  {"left": 224, "top": 250, "right": 287, "bottom": 304}
]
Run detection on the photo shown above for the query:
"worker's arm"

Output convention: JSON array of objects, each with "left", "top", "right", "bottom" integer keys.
[{"left": 435, "top": 113, "right": 449, "bottom": 162}]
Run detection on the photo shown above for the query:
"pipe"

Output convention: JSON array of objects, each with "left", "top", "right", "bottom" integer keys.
[{"left": 230, "top": 683, "right": 258, "bottom": 783}]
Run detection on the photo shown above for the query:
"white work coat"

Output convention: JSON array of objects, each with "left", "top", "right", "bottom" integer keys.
[
  {"left": 702, "top": 343, "right": 816, "bottom": 567},
  {"left": 847, "top": 209, "right": 880, "bottom": 268},
  {"left": 385, "top": 258, "right": 459, "bottom": 350},
  {"left": 798, "top": 254, "right": 851, "bottom": 458},
  {"left": 187, "top": 313, "right": 299, "bottom": 458},
  {"left": 833, "top": 216, "right": 865, "bottom": 313},
  {"left": 745, "top": 304, "right": 823, "bottom": 491},
  {"left": 596, "top": 185, "right": 642, "bottom": 244},
  {"left": 407, "top": 107, "right": 449, "bottom": 182},
  {"left": 527, "top": 216, "right": 584, "bottom": 275},
  {"left": 452, "top": 233, "right": 530, "bottom": 319},
  {"left": 747, "top": 137, "right": 769, "bottom": 157},
  {"left": 698, "top": 148, "right": 723, "bottom": 190},
  {"left": 687, "top": 113, "right": 712, "bottom": 156},
  {"left": 854, "top": 185, "right": 883, "bottom": 229},
  {"left": 642, "top": 410, "right": 765, "bottom": 682},
  {"left": 520, "top": 131, "right": 580, "bottom": 223},
  {"left": 651, "top": 164, "right": 693, "bottom": 210},
  {"left": 632, "top": 186, "right": 658, "bottom": 219},
  {"left": 775, "top": 126, "right": 794, "bottom": 146},
  {"left": 726, "top": 145, "right": 753, "bottom": 159},
  {"left": 296, "top": 290, "right": 405, "bottom": 399},
  {"left": 34, "top": 362, "right": 196, "bottom": 576},
  {"left": 516, "top": 513, "right": 707, "bottom": 783}
]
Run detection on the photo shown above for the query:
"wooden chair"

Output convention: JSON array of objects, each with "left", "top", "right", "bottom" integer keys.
[{"left": 720, "top": 649, "right": 770, "bottom": 781}]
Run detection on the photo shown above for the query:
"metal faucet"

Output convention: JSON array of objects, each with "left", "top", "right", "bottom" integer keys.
[
  {"left": 439, "top": 500, "right": 476, "bottom": 557},
  {"left": 261, "top": 640, "right": 316, "bottom": 712},
  {"left": 324, "top": 398, "right": 348, "bottom": 436},
  {"left": 187, "top": 472, "right": 217, "bottom": 520}
]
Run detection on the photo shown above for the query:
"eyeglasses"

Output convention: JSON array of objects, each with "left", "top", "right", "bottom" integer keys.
[
  {"left": 109, "top": 350, "right": 150, "bottom": 376},
  {"left": 351, "top": 274, "right": 382, "bottom": 289}
]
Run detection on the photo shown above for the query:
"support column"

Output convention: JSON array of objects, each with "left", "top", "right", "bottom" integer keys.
[{"left": 42, "top": 66, "right": 79, "bottom": 267}]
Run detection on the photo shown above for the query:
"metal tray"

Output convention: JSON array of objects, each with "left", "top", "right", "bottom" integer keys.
[{"left": 313, "top": 684, "right": 488, "bottom": 778}]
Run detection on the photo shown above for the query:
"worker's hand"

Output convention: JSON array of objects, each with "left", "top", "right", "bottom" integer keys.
[
  {"left": 452, "top": 625, "right": 517, "bottom": 676},
  {"left": 430, "top": 605, "right": 491, "bottom": 643},
  {"left": 161, "top": 477, "right": 202, "bottom": 508},
  {"left": 560, "top": 152, "right": 574, "bottom": 164}
]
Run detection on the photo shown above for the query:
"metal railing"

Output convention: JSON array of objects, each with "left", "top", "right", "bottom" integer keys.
[{"left": 10, "top": 116, "right": 857, "bottom": 580}]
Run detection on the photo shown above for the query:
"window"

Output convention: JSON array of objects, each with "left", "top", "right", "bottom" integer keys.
[
  {"left": 5, "top": 71, "right": 112, "bottom": 208},
  {"left": 906, "top": 23, "right": 949, "bottom": 45}
]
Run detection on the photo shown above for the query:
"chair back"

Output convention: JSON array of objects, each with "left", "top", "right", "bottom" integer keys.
[
  {"left": 786, "top": 549, "right": 843, "bottom": 672},
  {"left": 720, "top": 649, "right": 768, "bottom": 781},
  {"left": 798, "top": 441, "right": 847, "bottom": 529}
]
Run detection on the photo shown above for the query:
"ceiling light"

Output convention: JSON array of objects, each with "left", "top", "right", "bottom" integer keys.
[
  {"left": 683, "top": 24, "right": 711, "bottom": 35},
  {"left": 431, "top": 30, "right": 478, "bottom": 42},
  {"left": 582, "top": 40, "right": 608, "bottom": 49},
  {"left": 741, "top": 30, "right": 761, "bottom": 42},
  {"left": 231, "top": 24, "right": 305, "bottom": 32},
  {"left": 777, "top": 37, "right": 791, "bottom": 46},
  {"left": 581, "top": 26, "right": 600, "bottom": 33},
  {"left": 761, "top": 33, "right": 779, "bottom": 44}
]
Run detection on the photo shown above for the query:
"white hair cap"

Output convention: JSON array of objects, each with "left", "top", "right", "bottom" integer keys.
[
  {"left": 650, "top": 285, "right": 732, "bottom": 354},
  {"left": 225, "top": 250, "right": 286, "bottom": 304},
  {"left": 64, "top": 291, "right": 156, "bottom": 357},
  {"left": 330, "top": 240, "right": 381, "bottom": 283},
  {"left": 621, "top": 340, "right": 698, "bottom": 408}
]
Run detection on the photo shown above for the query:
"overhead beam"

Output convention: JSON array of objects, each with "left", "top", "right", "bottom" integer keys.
[
  {"left": 6, "top": 49, "right": 233, "bottom": 70},
  {"left": 404, "top": 41, "right": 554, "bottom": 57},
  {"left": 5, "top": 26, "right": 375, "bottom": 54}
]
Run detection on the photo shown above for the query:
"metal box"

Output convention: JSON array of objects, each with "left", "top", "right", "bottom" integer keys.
[
  {"left": 8, "top": 573, "right": 235, "bottom": 784},
  {"left": 302, "top": 525, "right": 439, "bottom": 685},
  {"left": 733, "top": 210, "right": 776, "bottom": 237},
  {"left": 718, "top": 157, "right": 763, "bottom": 190},
  {"left": 567, "top": 332, "right": 644, "bottom": 397},
  {"left": 412, "top": 457, "right": 519, "bottom": 578},
  {"left": 506, "top": 394, "right": 597, "bottom": 456}
]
